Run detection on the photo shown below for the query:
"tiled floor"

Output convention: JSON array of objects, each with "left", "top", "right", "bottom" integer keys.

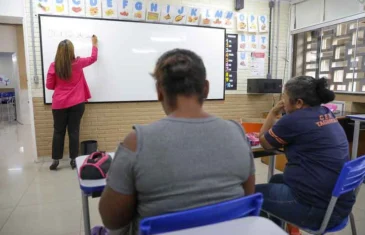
[{"left": 0, "top": 122, "right": 364, "bottom": 235}]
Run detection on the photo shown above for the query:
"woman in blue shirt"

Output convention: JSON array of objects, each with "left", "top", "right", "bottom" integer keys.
[{"left": 256, "top": 76, "right": 355, "bottom": 230}]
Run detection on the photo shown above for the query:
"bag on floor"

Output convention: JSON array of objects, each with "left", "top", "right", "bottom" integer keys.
[{"left": 79, "top": 151, "right": 112, "bottom": 180}]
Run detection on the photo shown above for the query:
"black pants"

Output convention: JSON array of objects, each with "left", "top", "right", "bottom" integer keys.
[{"left": 52, "top": 103, "right": 85, "bottom": 160}]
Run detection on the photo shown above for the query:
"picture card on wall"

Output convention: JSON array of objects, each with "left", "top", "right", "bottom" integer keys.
[
  {"left": 172, "top": 6, "right": 187, "bottom": 24},
  {"left": 132, "top": 0, "right": 146, "bottom": 21},
  {"left": 102, "top": 0, "right": 118, "bottom": 18},
  {"left": 118, "top": 0, "right": 133, "bottom": 19},
  {"left": 248, "top": 34, "right": 258, "bottom": 50},
  {"left": 160, "top": 4, "right": 173, "bottom": 23},
  {"left": 238, "top": 52, "right": 249, "bottom": 70},
  {"left": 212, "top": 9, "right": 224, "bottom": 27},
  {"left": 238, "top": 34, "right": 247, "bottom": 51},
  {"left": 259, "top": 15, "right": 268, "bottom": 32},
  {"left": 223, "top": 11, "right": 234, "bottom": 28},
  {"left": 146, "top": 1, "right": 160, "bottom": 22},
  {"left": 237, "top": 13, "right": 248, "bottom": 32},
  {"left": 69, "top": 0, "right": 85, "bottom": 16},
  {"left": 186, "top": 7, "right": 200, "bottom": 25},
  {"left": 86, "top": 0, "right": 102, "bottom": 17},
  {"left": 54, "top": 0, "right": 69, "bottom": 15},
  {"left": 200, "top": 9, "right": 213, "bottom": 26},
  {"left": 248, "top": 14, "right": 258, "bottom": 32},
  {"left": 37, "top": 0, "right": 53, "bottom": 14},
  {"left": 259, "top": 34, "right": 268, "bottom": 50}
]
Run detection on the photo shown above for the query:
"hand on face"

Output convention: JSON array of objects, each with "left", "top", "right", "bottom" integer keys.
[{"left": 271, "top": 100, "right": 285, "bottom": 115}]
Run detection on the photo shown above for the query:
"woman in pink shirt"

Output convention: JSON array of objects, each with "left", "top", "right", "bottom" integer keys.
[{"left": 46, "top": 35, "right": 98, "bottom": 170}]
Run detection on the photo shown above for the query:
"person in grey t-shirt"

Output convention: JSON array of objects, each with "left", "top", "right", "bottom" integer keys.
[{"left": 98, "top": 49, "right": 255, "bottom": 235}]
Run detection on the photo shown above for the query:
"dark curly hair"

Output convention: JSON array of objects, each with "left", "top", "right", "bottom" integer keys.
[
  {"left": 285, "top": 76, "right": 335, "bottom": 106},
  {"left": 152, "top": 49, "right": 207, "bottom": 107}
]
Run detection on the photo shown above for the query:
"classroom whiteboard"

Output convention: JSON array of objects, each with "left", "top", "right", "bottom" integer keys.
[{"left": 39, "top": 15, "right": 226, "bottom": 104}]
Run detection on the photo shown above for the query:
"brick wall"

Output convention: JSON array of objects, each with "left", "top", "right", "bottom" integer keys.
[
  {"left": 25, "top": 0, "right": 290, "bottom": 157},
  {"left": 33, "top": 94, "right": 276, "bottom": 156}
]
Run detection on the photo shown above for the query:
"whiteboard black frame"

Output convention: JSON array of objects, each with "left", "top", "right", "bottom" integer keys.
[{"left": 38, "top": 14, "right": 226, "bottom": 105}]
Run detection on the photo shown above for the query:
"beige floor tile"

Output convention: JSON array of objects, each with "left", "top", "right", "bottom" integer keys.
[
  {"left": 0, "top": 200, "right": 82, "bottom": 235},
  {"left": 0, "top": 187, "right": 27, "bottom": 210},
  {"left": 0, "top": 208, "right": 13, "bottom": 230},
  {"left": 18, "top": 175, "right": 80, "bottom": 206}
]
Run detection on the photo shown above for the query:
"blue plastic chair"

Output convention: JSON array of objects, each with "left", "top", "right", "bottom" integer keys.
[
  {"left": 139, "top": 193, "right": 263, "bottom": 235},
  {"left": 273, "top": 155, "right": 365, "bottom": 235}
]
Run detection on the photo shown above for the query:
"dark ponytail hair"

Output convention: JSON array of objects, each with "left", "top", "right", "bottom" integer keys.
[
  {"left": 152, "top": 49, "right": 207, "bottom": 107},
  {"left": 285, "top": 76, "right": 335, "bottom": 106},
  {"left": 315, "top": 77, "right": 335, "bottom": 104}
]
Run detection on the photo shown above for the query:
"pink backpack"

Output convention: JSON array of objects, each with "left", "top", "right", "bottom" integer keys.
[{"left": 79, "top": 152, "right": 112, "bottom": 180}]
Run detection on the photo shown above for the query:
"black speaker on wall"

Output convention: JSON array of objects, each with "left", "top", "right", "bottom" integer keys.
[{"left": 235, "top": 0, "right": 244, "bottom": 10}]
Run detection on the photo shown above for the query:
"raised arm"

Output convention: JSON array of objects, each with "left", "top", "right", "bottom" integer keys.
[
  {"left": 78, "top": 35, "right": 98, "bottom": 68},
  {"left": 46, "top": 63, "right": 56, "bottom": 90}
]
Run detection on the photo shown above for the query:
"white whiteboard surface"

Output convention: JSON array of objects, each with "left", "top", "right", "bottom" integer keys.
[{"left": 39, "top": 15, "right": 226, "bottom": 104}]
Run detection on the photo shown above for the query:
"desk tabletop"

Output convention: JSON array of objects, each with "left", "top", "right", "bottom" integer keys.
[
  {"left": 347, "top": 114, "right": 365, "bottom": 121},
  {"left": 76, "top": 146, "right": 274, "bottom": 193},
  {"left": 157, "top": 217, "right": 287, "bottom": 235}
]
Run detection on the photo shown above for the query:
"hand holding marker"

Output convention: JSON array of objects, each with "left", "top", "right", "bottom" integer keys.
[{"left": 92, "top": 35, "right": 98, "bottom": 47}]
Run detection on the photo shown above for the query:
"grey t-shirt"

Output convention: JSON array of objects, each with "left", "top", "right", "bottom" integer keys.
[{"left": 107, "top": 116, "right": 255, "bottom": 235}]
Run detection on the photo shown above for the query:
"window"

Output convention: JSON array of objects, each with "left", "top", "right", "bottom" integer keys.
[{"left": 292, "top": 19, "right": 365, "bottom": 94}]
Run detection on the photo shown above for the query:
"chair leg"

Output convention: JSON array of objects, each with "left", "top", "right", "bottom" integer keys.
[{"left": 350, "top": 213, "right": 357, "bottom": 235}]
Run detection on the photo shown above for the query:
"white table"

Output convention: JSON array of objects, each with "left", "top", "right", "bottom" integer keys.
[
  {"left": 76, "top": 148, "right": 278, "bottom": 235},
  {"left": 157, "top": 217, "right": 287, "bottom": 235},
  {"left": 347, "top": 115, "right": 365, "bottom": 160}
]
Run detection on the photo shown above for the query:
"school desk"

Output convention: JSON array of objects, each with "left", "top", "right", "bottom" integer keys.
[{"left": 76, "top": 147, "right": 279, "bottom": 235}]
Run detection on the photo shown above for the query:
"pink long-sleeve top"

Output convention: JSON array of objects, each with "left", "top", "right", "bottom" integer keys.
[{"left": 46, "top": 46, "right": 98, "bottom": 110}]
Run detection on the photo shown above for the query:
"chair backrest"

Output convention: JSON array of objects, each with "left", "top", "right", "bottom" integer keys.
[
  {"left": 313, "top": 155, "right": 365, "bottom": 234},
  {"left": 332, "top": 155, "right": 365, "bottom": 197},
  {"left": 139, "top": 193, "right": 263, "bottom": 235}
]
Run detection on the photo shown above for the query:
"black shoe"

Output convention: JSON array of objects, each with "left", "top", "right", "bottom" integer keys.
[
  {"left": 49, "top": 160, "right": 59, "bottom": 171},
  {"left": 70, "top": 159, "right": 76, "bottom": 170}
]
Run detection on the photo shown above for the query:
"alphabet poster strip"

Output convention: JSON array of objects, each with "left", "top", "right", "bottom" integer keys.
[
  {"left": 146, "top": 1, "right": 160, "bottom": 22},
  {"left": 259, "top": 34, "right": 268, "bottom": 51},
  {"left": 237, "top": 13, "right": 248, "bottom": 32},
  {"left": 248, "top": 34, "right": 258, "bottom": 50},
  {"left": 132, "top": 0, "right": 146, "bottom": 21},
  {"left": 172, "top": 6, "right": 187, "bottom": 24},
  {"left": 238, "top": 34, "right": 247, "bottom": 51},
  {"left": 86, "top": 0, "right": 102, "bottom": 17},
  {"left": 259, "top": 15, "right": 268, "bottom": 32},
  {"left": 37, "top": 0, "right": 53, "bottom": 14},
  {"left": 102, "top": 0, "right": 118, "bottom": 18},
  {"left": 238, "top": 52, "right": 248, "bottom": 70},
  {"left": 248, "top": 14, "right": 258, "bottom": 32},
  {"left": 186, "top": 7, "right": 200, "bottom": 25},
  {"left": 69, "top": 0, "right": 86, "bottom": 16},
  {"left": 160, "top": 4, "right": 173, "bottom": 23},
  {"left": 223, "top": 11, "right": 234, "bottom": 28},
  {"left": 118, "top": 0, "right": 133, "bottom": 19},
  {"left": 200, "top": 9, "right": 212, "bottom": 26},
  {"left": 54, "top": 0, "right": 69, "bottom": 15},
  {"left": 212, "top": 9, "right": 224, "bottom": 27}
]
